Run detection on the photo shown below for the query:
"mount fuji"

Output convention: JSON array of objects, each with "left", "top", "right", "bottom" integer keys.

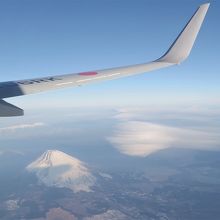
[{"left": 26, "top": 150, "right": 96, "bottom": 193}]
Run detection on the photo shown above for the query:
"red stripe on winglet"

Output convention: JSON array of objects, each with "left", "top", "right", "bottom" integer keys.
[{"left": 78, "top": 71, "right": 98, "bottom": 76}]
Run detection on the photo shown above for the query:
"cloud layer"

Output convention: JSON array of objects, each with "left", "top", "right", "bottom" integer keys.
[
  {"left": 108, "top": 120, "right": 220, "bottom": 157},
  {"left": 0, "top": 122, "right": 46, "bottom": 140},
  {"left": 0, "top": 122, "right": 45, "bottom": 133}
]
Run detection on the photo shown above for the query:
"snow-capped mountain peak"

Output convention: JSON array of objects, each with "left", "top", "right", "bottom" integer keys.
[{"left": 26, "top": 150, "right": 96, "bottom": 192}]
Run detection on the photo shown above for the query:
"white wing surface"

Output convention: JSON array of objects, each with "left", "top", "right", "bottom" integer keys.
[{"left": 0, "top": 3, "right": 210, "bottom": 116}]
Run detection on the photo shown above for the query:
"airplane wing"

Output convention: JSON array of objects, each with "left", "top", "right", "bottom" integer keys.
[{"left": 0, "top": 3, "right": 210, "bottom": 116}]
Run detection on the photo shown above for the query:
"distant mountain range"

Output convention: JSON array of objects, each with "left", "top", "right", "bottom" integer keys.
[{"left": 26, "top": 150, "right": 96, "bottom": 192}]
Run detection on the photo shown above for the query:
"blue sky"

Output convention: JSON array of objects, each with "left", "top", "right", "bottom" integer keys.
[{"left": 0, "top": 0, "right": 219, "bottom": 110}]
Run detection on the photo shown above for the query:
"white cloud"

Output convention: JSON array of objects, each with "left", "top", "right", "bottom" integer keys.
[
  {"left": 0, "top": 122, "right": 45, "bottom": 133},
  {"left": 5, "top": 200, "right": 19, "bottom": 211},
  {"left": 108, "top": 121, "right": 220, "bottom": 157},
  {"left": 114, "top": 105, "right": 220, "bottom": 122},
  {"left": 0, "top": 122, "right": 47, "bottom": 140}
]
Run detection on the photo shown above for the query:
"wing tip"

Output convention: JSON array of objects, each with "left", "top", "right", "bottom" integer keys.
[
  {"left": 157, "top": 3, "right": 210, "bottom": 64},
  {"left": 199, "top": 3, "right": 210, "bottom": 14},
  {"left": 200, "top": 3, "right": 210, "bottom": 8}
]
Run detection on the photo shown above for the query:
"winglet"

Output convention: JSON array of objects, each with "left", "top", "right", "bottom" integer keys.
[{"left": 158, "top": 3, "right": 210, "bottom": 64}]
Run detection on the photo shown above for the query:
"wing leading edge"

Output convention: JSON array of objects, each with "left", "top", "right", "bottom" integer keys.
[{"left": 0, "top": 3, "right": 210, "bottom": 116}]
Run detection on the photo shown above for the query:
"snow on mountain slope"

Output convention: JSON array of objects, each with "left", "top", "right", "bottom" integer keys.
[{"left": 26, "top": 150, "right": 96, "bottom": 192}]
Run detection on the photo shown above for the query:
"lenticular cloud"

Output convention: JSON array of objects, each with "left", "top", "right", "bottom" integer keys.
[{"left": 108, "top": 121, "right": 219, "bottom": 157}]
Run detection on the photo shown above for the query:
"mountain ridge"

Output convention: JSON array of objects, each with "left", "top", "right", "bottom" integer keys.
[{"left": 26, "top": 150, "right": 96, "bottom": 192}]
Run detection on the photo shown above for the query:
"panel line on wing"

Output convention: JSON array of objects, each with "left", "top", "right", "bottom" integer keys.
[
  {"left": 76, "top": 73, "right": 121, "bottom": 83},
  {"left": 56, "top": 82, "right": 74, "bottom": 86}
]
